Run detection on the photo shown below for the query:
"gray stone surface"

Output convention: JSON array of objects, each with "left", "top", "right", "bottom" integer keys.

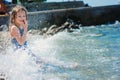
[
  {"left": 0, "top": 4, "right": 120, "bottom": 30},
  {"left": 6, "top": 1, "right": 85, "bottom": 12},
  {"left": 27, "top": 5, "right": 120, "bottom": 29}
]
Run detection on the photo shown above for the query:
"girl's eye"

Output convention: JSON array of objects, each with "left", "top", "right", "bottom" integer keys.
[
  {"left": 18, "top": 16, "right": 26, "bottom": 18},
  {"left": 18, "top": 16, "right": 21, "bottom": 18}
]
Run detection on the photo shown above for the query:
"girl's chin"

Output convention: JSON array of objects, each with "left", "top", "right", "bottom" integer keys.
[{"left": 19, "top": 22, "right": 23, "bottom": 25}]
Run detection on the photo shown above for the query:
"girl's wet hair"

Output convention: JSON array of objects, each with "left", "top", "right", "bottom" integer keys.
[{"left": 9, "top": 5, "right": 27, "bottom": 26}]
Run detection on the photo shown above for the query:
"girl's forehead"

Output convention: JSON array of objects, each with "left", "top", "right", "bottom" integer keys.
[{"left": 17, "top": 9, "right": 26, "bottom": 14}]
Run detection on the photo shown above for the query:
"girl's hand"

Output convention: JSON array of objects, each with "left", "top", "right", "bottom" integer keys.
[
  {"left": 22, "top": 20, "right": 28, "bottom": 29},
  {"left": 23, "top": 20, "right": 25, "bottom": 24}
]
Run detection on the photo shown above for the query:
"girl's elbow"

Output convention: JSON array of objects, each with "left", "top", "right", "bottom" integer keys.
[
  {"left": 18, "top": 40, "right": 24, "bottom": 45},
  {"left": 18, "top": 42, "right": 23, "bottom": 45}
]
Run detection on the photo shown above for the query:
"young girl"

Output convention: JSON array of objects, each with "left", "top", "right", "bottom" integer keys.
[
  {"left": 9, "top": 5, "right": 78, "bottom": 68},
  {"left": 9, "top": 5, "right": 28, "bottom": 50},
  {"left": 9, "top": 5, "right": 43, "bottom": 62}
]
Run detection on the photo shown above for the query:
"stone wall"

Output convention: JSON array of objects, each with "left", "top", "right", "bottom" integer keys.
[
  {"left": 27, "top": 5, "right": 120, "bottom": 29},
  {"left": 0, "top": 15, "right": 9, "bottom": 25},
  {"left": 6, "top": 1, "right": 85, "bottom": 12},
  {"left": 0, "top": 4, "right": 120, "bottom": 30}
]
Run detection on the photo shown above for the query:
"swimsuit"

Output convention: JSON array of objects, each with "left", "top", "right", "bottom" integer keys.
[
  {"left": 11, "top": 27, "right": 43, "bottom": 64},
  {"left": 11, "top": 28, "right": 27, "bottom": 50}
]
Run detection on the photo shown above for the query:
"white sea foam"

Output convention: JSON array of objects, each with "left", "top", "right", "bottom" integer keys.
[{"left": 0, "top": 21, "right": 120, "bottom": 80}]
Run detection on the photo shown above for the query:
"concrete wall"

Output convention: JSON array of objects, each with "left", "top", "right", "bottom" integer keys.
[
  {"left": 6, "top": 1, "right": 85, "bottom": 12},
  {"left": 27, "top": 5, "right": 120, "bottom": 29},
  {"left": 0, "top": 15, "right": 9, "bottom": 28},
  {"left": 0, "top": 4, "right": 120, "bottom": 30},
  {"left": 25, "top": 1, "right": 85, "bottom": 11}
]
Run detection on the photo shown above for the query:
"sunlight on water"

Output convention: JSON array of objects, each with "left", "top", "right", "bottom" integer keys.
[{"left": 0, "top": 21, "right": 120, "bottom": 80}]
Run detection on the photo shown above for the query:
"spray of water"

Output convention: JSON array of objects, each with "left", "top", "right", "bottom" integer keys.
[
  {"left": 0, "top": 26, "right": 79, "bottom": 80},
  {"left": 0, "top": 21, "right": 120, "bottom": 80}
]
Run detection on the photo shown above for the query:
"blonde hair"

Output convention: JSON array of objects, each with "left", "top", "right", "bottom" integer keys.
[{"left": 9, "top": 5, "right": 27, "bottom": 27}]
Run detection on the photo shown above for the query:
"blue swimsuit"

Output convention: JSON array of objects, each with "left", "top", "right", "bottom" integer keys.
[
  {"left": 11, "top": 28, "right": 43, "bottom": 64},
  {"left": 11, "top": 28, "right": 27, "bottom": 50}
]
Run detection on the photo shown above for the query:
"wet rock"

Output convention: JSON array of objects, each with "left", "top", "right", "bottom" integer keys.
[
  {"left": 42, "top": 19, "right": 81, "bottom": 37},
  {"left": 0, "top": 72, "right": 7, "bottom": 80},
  {"left": 46, "top": 25, "right": 58, "bottom": 35},
  {"left": 0, "top": 25, "right": 8, "bottom": 31}
]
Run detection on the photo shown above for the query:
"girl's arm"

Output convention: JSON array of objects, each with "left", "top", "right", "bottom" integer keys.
[
  {"left": 22, "top": 20, "right": 28, "bottom": 31},
  {"left": 11, "top": 25, "right": 27, "bottom": 45}
]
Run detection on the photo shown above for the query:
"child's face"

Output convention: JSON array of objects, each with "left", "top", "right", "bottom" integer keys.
[{"left": 15, "top": 10, "right": 26, "bottom": 26}]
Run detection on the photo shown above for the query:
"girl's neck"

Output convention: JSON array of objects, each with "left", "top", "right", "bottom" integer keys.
[{"left": 15, "top": 23, "right": 23, "bottom": 29}]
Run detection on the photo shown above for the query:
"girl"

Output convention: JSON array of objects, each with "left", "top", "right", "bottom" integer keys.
[
  {"left": 9, "top": 5, "right": 78, "bottom": 68},
  {"left": 9, "top": 5, "right": 44, "bottom": 65},
  {"left": 9, "top": 5, "right": 28, "bottom": 50}
]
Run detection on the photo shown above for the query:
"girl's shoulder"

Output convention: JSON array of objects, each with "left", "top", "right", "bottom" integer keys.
[
  {"left": 10, "top": 25, "right": 18, "bottom": 30},
  {"left": 10, "top": 25, "right": 19, "bottom": 33},
  {"left": 10, "top": 25, "right": 20, "bottom": 37}
]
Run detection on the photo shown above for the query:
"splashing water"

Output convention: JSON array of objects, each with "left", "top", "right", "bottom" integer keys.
[{"left": 0, "top": 21, "right": 120, "bottom": 80}]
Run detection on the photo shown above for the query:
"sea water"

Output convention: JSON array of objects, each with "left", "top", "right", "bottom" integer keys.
[{"left": 0, "top": 21, "right": 120, "bottom": 80}]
